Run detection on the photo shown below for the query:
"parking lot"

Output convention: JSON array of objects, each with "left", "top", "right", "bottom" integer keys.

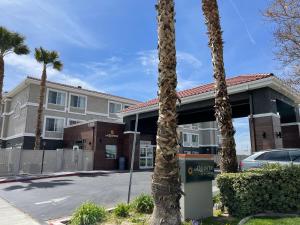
[{"left": 0, "top": 171, "right": 218, "bottom": 224}]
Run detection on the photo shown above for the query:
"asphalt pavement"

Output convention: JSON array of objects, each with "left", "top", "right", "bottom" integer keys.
[{"left": 0, "top": 171, "right": 218, "bottom": 224}]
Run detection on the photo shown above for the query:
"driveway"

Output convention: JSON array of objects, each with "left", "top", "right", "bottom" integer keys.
[{"left": 0, "top": 171, "right": 218, "bottom": 224}]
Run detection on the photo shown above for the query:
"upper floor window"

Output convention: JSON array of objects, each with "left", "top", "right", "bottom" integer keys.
[
  {"left": 48, "top": 90, "right": 65, "bottom": 105},
  {"left": 123, "top": 105, "right": 130, "bottom": 109},
  {"left": 68, "top": 119, "right": 83, "bottom": 126},
  {"left": 109, "top": 102, "right": 122, "bottom": 113},
  {"left": 45, "top": 117, "right": 64, "bottom": 132},
  {"left": 70, "top": 94, "right": 86, "bottom": 109}
]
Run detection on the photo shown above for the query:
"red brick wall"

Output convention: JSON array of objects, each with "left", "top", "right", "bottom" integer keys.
[
  {"left": 94, "top": 122, "right": 125, "bottom": 170},
  {"left": 249, "top": 115, "right": 283, "bottom": 151},
  {"left": 282, "top": 125, "right": 300, "bottom": 148}
]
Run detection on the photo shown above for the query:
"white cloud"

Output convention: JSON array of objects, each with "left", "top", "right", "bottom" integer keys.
[
  {"left": 5, "top": 53, "right": 96, "bottom": 91},
  {"left": 0, "top": 0, "right": 100, "bottom": 48}
]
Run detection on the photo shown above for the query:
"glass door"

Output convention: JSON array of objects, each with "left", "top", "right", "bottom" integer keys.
[{"left": 139, "top": 146, "right": 154, "bottom": 169}]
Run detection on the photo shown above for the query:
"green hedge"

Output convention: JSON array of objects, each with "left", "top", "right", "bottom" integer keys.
[{"left": 217, "top": 165, "right": 300, "bottom": 217}]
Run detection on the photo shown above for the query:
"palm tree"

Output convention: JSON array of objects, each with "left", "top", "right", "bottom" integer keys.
[
  {"left": 150, "top": 0, "right": 181, "bottom": 224},
  {"left": 0, "top": 26, "right": 29, "bottom": 105},
  {"left": 202, "top": 0, "right": 238, "bottom": 173},
  {"left": 34, "top": 47, "right": 63, "bottom": 150}
]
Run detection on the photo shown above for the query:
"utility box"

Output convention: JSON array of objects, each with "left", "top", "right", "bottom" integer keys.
[{"left": 178, "top": 154, "right": 214, "bottom": 221}]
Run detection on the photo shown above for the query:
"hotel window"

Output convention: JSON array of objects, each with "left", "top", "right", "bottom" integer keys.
[
  {"left": 109, "top": 102, "right": 122, "bottom": 113},
  {"left": 183, "top": 133, "right": 190, "bottom": 147},
  {"left": 191, "top": 134, "right": 199, "bottom": 147},
  {"left": 70, "top": 95, "right": 86, "bottom": 109},
  {"left": 68, "top": 119, "right": 83, "bottom": 126},
  {"left": 45, "top": 117, "right": 64, "bottom": 132},
  {"left": 48, "top": 90, "right": 65, "bottom": 105},
  {"left": 123, "top": 104, "right": 130, "bottom": 109},
  {"left": 105, "top": 145, "right": 117, "bottom": 159}
]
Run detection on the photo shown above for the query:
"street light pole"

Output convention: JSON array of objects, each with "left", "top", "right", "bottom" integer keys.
[{"left": 127, "top": 113, "right": 139, "bottom": 204}]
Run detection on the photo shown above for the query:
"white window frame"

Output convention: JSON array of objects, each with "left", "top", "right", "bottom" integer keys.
[
  {"left": 68, "top": 93, "right": 87, "bottom": 115},
  {"left": 46, "top": 88, "right": 67, "bottom": 111},
  {"left": 182, "top": 132, "right": 199, "bottom": 148},
  {"left": 191, "top": 134, "right": 199, "bottom": 147},
  {"left": 67, "top": 118, "right": 85, "bottom": 126},
  {"left": 43, "top": 116, "right": 66, "bottom": 139},
  {"left": 108, "top": 100, "right": 122, "bottom": 114}
]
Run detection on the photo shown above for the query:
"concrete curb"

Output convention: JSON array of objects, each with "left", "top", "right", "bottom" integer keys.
[{"left": 237, "top": 212, "right": 300, "bottom": 225}]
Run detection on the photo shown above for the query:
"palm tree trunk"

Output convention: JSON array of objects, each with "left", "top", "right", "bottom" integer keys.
[
  {"left": 34, "top": 65, "right": 47, "bottom": 150},
  {"left": 202, "top": 0, "right": 238, "bottom": 173},
  {"left": 150, "top": 0, "right": 181, "bottom": 224},
  {"left": 0, "top": 56, "right": 4, "bottom": 107}
]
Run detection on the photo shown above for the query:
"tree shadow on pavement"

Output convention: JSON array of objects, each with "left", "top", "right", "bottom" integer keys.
[{"left": 3, "top": 179, "right": 74, "bottom": 191}]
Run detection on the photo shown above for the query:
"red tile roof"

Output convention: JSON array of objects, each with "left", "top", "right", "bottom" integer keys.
[{"left": 123, "top": 73, "right": 273, "bottom": 112}]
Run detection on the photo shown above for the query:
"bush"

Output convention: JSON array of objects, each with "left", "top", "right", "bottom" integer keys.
[
  {"left": 217, "top": 165, "right": 300, "bottom": 217},
  {"left": 132, "top": 194, "right": 154, "bottom": 214},
  {"left": 70, "top": 202, "right": 106, "bottom": 225},
  {"left": 114, "top": 203, "right": 130, "bottom": 217}
]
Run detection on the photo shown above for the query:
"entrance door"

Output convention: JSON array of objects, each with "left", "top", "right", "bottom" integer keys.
[{"left": 139, "top": 143, "right": 154, "bottom": 169}]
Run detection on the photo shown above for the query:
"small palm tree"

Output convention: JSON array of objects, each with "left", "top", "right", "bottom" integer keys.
[
  {"left": 202, "top": 0, "right": 238, "bottom": 172},
  {"left": 34, "top": 47, "right": 63, "bottom": 150},
  {"left": 150, "top": 0, "right": 181, "bottom": 224},
  {"left": 0, "top": 26, "right": 29, "bottom": 104}
]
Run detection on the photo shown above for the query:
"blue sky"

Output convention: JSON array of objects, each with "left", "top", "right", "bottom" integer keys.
[{"left": 1, "top": 0, "right": 279, "bottom": 154}]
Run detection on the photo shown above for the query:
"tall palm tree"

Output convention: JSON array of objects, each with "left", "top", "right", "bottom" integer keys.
[
  {"left": 34, "top": 47, "right": 63, "bottom": 150},
  {"left": 150, "top": 0, "right": 181, "bottom": 224},
  {"left": 202, "top": 0, "right": 238, "bottom": 173},
  {"left": 0, "top": 26, "right": 29, "bottom": 105}
]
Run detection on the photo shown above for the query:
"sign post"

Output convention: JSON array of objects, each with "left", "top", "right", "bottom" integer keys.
[{"left": 178, "top": 154, "right": 214, "bottom": 221}]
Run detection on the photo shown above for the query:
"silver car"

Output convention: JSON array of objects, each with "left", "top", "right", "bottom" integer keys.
[{"left": 240, "top": 149, "right": 300, "bottom": 171}]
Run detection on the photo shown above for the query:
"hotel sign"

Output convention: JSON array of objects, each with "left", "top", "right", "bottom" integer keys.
[
  {"left": 105, "top": 130, "right": 119, "bottom": 138},
  {"left": 184, "top": 160, "right": 214, "bottom": 183}
]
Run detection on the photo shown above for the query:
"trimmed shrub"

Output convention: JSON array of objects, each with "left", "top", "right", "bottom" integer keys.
[
  {"left": 132, "top": 194, "right": 154, "bottom": 214},
  {"left": 114, "top": 203, "right": 130, "bottom": 217},
  {"left": 217, "top": 165, "right": 300, "bottom": 217},
  {"left": 70, "top": 202, "right": 106, "bottom": 225}
]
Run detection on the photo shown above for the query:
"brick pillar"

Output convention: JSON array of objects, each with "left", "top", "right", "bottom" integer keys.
[
  {"left": 249, "top": 113, "right": 283, "bottom": 151},
  {"left": 123, "top": 132, "right": 140, "bottom": 170},
  {"left": 281, "top": 123, "right": 300, "bottom": 148}
]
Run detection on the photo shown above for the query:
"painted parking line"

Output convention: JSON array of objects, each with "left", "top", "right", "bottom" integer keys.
[{"left": 35, "top": 196, "right": 70, "bottom": 205}]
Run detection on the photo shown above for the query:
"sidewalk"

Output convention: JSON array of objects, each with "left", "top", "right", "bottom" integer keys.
[{"left": 0, "top": 197, "right": 40, "bottom": 225}]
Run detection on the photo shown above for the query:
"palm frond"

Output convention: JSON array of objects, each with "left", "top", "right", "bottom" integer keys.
[
  {"left": 0, "top": 27, "right": 29, "bottom": 56},
  {"left": 14, "top": 44, "right": 30, "bottom": 55},
  {"left": 34, "top": 47, "right": 44, "bottom": 63},
  {"left": 53, "top": 60, "right": 63, "bottom": 71}
]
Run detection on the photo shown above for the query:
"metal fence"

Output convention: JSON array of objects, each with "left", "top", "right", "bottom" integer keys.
[{"left": 0, "top": 149, "right": 94, "bottom": 176}]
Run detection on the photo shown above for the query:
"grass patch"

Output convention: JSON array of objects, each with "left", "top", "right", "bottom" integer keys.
[{"left": 245, "top": 217, "right": 300, "bottom": 225}]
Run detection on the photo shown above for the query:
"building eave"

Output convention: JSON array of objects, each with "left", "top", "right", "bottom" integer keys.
[{"left": 122, "top": 76, "right": 300, "bottom": 117}]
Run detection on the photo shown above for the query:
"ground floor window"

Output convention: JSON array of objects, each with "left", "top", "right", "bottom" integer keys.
[
  {"left": 105, "top": 145, "right": 117, "bottom": 159},
  {"left": 139, "top": 145, "right": 154, "bottom": 169},
  {"left": 45, "top": 117, "right": 64, "bottom": 132}
]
